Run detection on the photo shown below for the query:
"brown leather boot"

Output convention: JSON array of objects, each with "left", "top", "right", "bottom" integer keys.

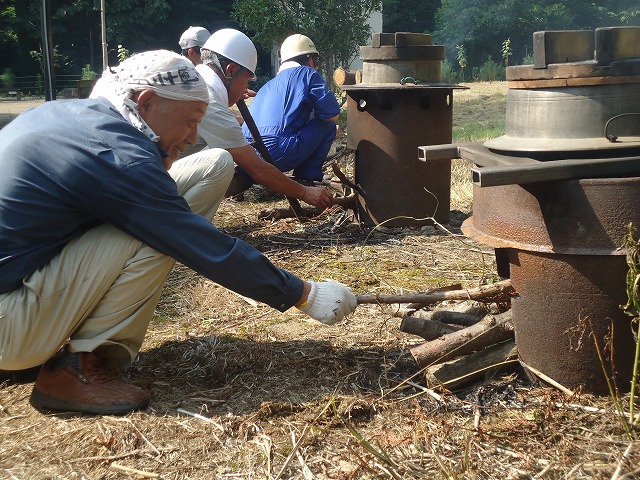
[{"left": 30, "top": 348, "right": 150, "bottom": 415}]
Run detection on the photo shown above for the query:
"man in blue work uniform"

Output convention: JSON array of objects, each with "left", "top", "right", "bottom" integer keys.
[
  {"left": 0, "top": 50, "right": 357, "bottom": 415},
  {"left": 242, "top": 34, "right": 340, "bottom": 184}
]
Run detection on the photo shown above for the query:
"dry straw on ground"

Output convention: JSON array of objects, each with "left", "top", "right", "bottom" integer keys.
[{"left": 1, "top": 84, "right": 639, "bottom": 479}]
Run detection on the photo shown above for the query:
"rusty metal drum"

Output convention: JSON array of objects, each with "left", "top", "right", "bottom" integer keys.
[
  {"left": 342, "top": 32, "right": 454, "bottom": 226},
  {"left": 463, "top": 177, "right": 640, "bottom": 394},
  {"left": 344, "top": 85, "right": 453, "bottom": 226}
]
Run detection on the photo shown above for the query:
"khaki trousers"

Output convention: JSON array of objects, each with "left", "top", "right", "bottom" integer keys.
[{"left": 0, "top": 148, "right": 234, "bottom": 370}]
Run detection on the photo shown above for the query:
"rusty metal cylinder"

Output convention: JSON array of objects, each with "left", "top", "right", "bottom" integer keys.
[
  {"left": 346, "top": 87, "right": 452, "bottom": 226},
  {"left": 343, "top": 32, "right": 452, "bottom": 226},
  {"left": 463, "top": 177, "right": 640, "bottom": 394}
]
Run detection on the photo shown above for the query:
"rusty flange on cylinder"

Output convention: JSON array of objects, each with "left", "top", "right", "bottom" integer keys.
[{"left": 463, "top": 177, "right": 640, "bottom": 394}]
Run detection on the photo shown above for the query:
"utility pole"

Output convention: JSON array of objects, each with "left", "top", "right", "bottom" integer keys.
[
  {"left": 39, "top": 0, "right": 55, "bottom": 100},
  {"left": 101, "top": 0, "right": 108, "bottom": 71}
]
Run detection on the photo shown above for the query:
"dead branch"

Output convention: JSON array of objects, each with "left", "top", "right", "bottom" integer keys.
[
  {"left": 258, "top": 206, "right": 320, "bottom": 220},
  {"left": 431, "top": 311, "right": 484, "bottom": 326},
  {"left": 519, "top": 360, "right": 575, "bottom": 396},
  {"left": 424, "top": 339, "right": 518, "bottom": 390},
  {"left": 257, "top": 194, "right": 356, "bottom": 221},
  {"left": 405, "top": 283, "right": 464, "bottom": 310},
  {"left": 356, "top": 280, "right": 514, "bottom": 305},
  {"left": 410, "top": 310, "right": 514, "bottom": 368},
  {"left": 332, "top": 193, "right": 357, "bottom": 206},
  {"left": 400, "top": 315, "right": 461, "bottom": 340}
]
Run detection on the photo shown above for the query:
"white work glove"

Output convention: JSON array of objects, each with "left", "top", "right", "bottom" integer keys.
[{"left": 299, "top": 280, "right": 357, "bottom": 325}]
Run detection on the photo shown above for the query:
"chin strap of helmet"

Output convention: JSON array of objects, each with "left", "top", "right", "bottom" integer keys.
[{"left": 201, "top": 49, "right": 243, "bottom": 93}]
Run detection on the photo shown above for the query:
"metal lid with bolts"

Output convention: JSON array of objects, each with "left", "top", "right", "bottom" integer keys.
[{"left": 484, "top": 27, "right": 640, "bottom": 154}]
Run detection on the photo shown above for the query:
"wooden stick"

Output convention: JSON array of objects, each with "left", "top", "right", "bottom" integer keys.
[
  {"left": 257, "top": 194, "right": 356, "bottom": 220},
  {"left": 110, "top": 463, "right": 159, "bottom": 478},
  {"left": 332, "top": 193, "right": 357, "bottom": 206},
  {"left": 392, "top": 298, "right": 487, "bottom": 320},
  {"left": 236, "top": 99, "right": 306, "bottom": 218},
  {"left": 356, "top": 280, "right": 514, "bottom": 305},
  {"left": 406, "top": 283, "right": 464, "bottom": 311},
  {"left": 519, "top": 360, "right": 575, "bottom": 396},
  {"left": 410, "top": 311, "right": 514, "bottom": 368}
]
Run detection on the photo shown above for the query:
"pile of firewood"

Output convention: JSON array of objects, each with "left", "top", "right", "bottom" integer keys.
[{"left": 357, "top": 280, "right": 518, "bottom": 390}]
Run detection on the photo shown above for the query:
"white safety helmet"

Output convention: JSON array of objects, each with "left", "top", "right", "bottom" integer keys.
[
  {"left": 280, "top": 34, "right": 318, "bottom": 63},
  {"left": 202, "top": 28, "right": 257, "bottom": 76}
]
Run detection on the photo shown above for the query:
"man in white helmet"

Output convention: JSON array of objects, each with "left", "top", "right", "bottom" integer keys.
[
  {"left": 193, "top": 28, "right": 334, "bottom": 209},
  {"left": 241, "top": 34, "right": 340, "bottom": 184},
  {"left": 0, "top": 49, "right": 357, "bottom": 416}
]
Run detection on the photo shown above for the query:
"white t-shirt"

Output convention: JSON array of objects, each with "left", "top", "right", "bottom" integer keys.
[{"left": 195, "top": 63, "right": 249, "bottom": 149}]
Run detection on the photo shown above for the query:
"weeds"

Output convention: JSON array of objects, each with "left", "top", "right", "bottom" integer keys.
[{"left": 620, "top": 222, "right": 640, "bottom": 425}]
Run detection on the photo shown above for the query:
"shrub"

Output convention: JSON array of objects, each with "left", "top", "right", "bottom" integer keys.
[
  {"left": 0, "top": 68, "right": 16, "bottom": 89},
  {"left": 521, "top": 53, "right": 534, "bottom": 65},
  {"left": 441, "top": 60, "right": 459, "bottom": 84},
  {"left": 81, "top": 64, "right": 97, "bottom": 80},
  {"left": 474, "top": 57, "right": 505, "bottom": 82}
]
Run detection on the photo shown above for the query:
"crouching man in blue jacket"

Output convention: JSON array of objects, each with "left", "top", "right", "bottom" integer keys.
[{"left": 0, "top": 50, "right": 356, "bottom": 415}]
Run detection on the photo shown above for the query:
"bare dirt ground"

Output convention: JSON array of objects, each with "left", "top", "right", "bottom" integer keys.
[{"left": 1, "top": 83, "right": 639, "bottom": 479}]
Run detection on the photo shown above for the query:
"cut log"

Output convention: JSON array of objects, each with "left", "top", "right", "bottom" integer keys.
[
  {"left": 333, "top": 66, "right": 363, "bottom": 86},
  {"left": 400, "top": 315, "right": 461, "bottom": 340},
  {"left": 431, "top": 311, "right": 484, "bottom": 326},
  {"left": 392, "top": 299, "right": 490, "bottom": 320},
  {"left": 423, "top": 310, "right": 484, "bottom": 327},
  {"left": 434, "top": 299, "right": 491, "bottom": 316},
  {"left": 424, "top": 339, "right": 518, "bottom": 390},
  {"left": 356, "top": 280, "right": 514, "bottom": 305},
  {"left": 410, "top": 310, "right": 514, "bottom": 368}
]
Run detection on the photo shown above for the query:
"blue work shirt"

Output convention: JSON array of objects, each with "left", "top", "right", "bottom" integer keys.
[
  {"left": 242, "top": 64, "right": 340, "bottom": 142},
  {"left": 0, "top": 98, "right": 303, "bottom": 310}
]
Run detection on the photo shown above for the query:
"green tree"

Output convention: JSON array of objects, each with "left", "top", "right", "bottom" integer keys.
[
  {"left": 232, "top": 0, "right": 382, "bottom": 83},
  {"left": 455, "top": 44, "right": 467, "bottom": 81},
  {"left": 434, "top": 0, "right": 636, "bottom": 73},
  {"left": 381, "top": 0, "right": 439, "bottom": 34},
  {"left": 1, "top": 0, "right": 230, "bottom": 76},
  {"left": 501, "top": 38, "right": 512, "bottom": 66}
]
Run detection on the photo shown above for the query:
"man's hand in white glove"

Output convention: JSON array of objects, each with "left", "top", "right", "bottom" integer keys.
[{"left": 297, "top": 280, "right": 357, "bottom": 325}]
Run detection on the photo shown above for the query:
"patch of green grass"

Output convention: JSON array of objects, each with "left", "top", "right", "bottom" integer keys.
[
  {"left": 453, "top": 95, "right": 506, "bottom": 142},
  {"left": 453, "top": 124, "right": 505, "bottom": 142}
]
